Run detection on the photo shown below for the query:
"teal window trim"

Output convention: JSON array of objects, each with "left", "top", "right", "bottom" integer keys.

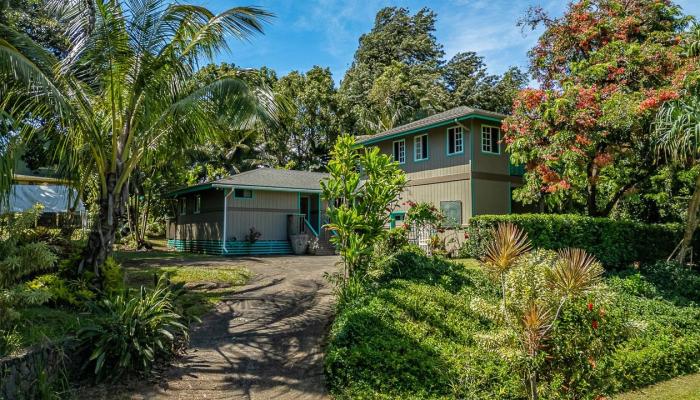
[
  {"left": 446, "top": 126, "right": 465, "bottom": 157},
  {"left": 414, "top": 133, "right": 429, "bottom": 162},
  {"left": 317, "top": 195, "right": 322, "bottom": 232},
  {"left": 392, "top": 139, "right": 406, "bottom": 164},
  {"left": 389, "top": 210, "right": 406, "bottom": 229},
  {"left": 233, "top": 188, "right": 254, "bottom": 200},
  {"left": 480, "top": 125, "right": 501, "bottom": 155}
]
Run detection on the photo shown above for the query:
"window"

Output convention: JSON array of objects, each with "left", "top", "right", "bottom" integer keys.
[
  {"left": 179, "top": 198, "right": 187, "bottom": 215},
  {"left": 234, "top": 188, "right": 253, "bottom": 199},
  {"left": 194, "top": 195, "right": 201, "bottom": 214},
  {"left": 447, "top": 127, "right": 464, "bottom": 155},
  {"left": 481, "top": 125, "right": 500, "bottom": 154},
  {"left": 414, "top": 134, "right": 428, "bottom": 161},
  {"left": 440, "top": 201, "right": 462, "bottom": 226},
  {"left": 393, "top": 139, "right": 406, "bottom": 164},
  {"left": 390, "top": 212, "right": 406, "bottom": 228}
]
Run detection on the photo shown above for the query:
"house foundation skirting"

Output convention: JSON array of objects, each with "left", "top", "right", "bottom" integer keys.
[{"left": 167, "top": 239, "right": 293, "bottom": 255}]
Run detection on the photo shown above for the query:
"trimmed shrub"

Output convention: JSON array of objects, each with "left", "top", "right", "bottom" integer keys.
[{"left": 460, "top": 214, "right": 699, "bottom": 268}]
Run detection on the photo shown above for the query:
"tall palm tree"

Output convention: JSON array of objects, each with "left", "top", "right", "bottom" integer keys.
[
  {"left": 0, "top": 0, "right": 276, "bottom": 277},
  {"left": 655, "top": 24, "right": 700, "bottom": 263}
]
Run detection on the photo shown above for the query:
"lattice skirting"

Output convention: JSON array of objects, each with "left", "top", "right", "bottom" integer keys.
[{"left": 166, "top": 239, "right": 293, "bottom": 256}]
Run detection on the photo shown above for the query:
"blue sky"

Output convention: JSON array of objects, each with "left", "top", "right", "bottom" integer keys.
[{"left": 195, "top": 0, "right": 700, "bottom": 86}]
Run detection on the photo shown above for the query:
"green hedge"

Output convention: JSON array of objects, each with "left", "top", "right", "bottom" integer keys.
[{"left": 460, "top": 214, "right": 700, "bottom": 268}]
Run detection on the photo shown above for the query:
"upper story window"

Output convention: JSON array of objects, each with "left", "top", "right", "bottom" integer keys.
[
  {"left": 179, "top": 198, "right": 187, "bottom": 215},
  {"left": 393, "top": 139, "right": 406, "bottom": 164},
  {"left": 447, "top": 127, "right": 464, "bottom": 155},
  {"left": 234, "top": 188, "right": 253, "bottom": 199},
  {"left": 194, "top": 195, "right": 201, "bottom": 214},
  {"left": 414, "top": 134, "right": 428, "bottom": 161},
  {"left": 481, "top": 125, "right": 501, "bottom": 154}
]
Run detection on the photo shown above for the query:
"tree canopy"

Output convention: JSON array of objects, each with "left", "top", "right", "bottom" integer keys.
[{"left": 503, "top": 0, "right": 692, "bottom": 216}]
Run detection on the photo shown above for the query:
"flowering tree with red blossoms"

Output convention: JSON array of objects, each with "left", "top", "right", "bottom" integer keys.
[{"left": 503, "top": 0, "right": 695, "bottom": 216}]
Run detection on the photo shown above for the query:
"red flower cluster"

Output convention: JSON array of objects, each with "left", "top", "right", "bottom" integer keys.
[{"left": 639, "top": 89, "right": 679, "bottom": 111}]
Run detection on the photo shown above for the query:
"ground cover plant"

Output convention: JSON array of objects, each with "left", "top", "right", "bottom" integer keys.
[{"left": 325, "top": 243, "right": 700, "bottom": 399}]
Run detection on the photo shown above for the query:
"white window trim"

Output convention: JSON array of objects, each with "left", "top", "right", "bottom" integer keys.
[
  {"left": 481, "top": 125, "right": 501, "bottom": 154},
  {"left": 194, "top": 195, "right": 201, "bottom": 214},
  {"left": 393, "top": 139, "right": 406, "bottom": 164},
  {"left": 447, "top": 127, "right": 464, "bottom": 155},
  {"left": 414, "top": 134, "right": 428, "bottom": 161}
]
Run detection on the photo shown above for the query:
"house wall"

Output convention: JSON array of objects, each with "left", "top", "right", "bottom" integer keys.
[
  {"left": 368, "top": 116, "right": 516, "bottom": 223},
  {"left": 226, "top": 190, "right": 298, "bottom": 241},
  {"left": 174, "top": 188, "right": 224, "bottom": 241}
]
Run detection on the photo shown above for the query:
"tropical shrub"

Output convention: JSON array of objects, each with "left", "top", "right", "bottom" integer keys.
[
  {"left": 326, "top": 247, "right": 700, "bottom": 400},
  {"left": 460, "top": 214, "right": 698, "bottom": 267},
  {"left": 321, "top": 135, "right": 407, "bottom": 280},
  {"left": 26, "top": 274, "right": 95, "bottom": 307},
  {"left": 78, "top": 278, "right": 188, "bottom": 381}
]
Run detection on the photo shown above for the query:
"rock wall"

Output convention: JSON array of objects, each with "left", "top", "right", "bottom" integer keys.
[{"left": 0, "top": 339, "right": 81, "bottom": 400}]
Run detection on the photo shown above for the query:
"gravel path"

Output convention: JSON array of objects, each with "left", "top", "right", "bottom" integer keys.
[{"left": 125, "top": 255, "right": 338, "bottom": 400}]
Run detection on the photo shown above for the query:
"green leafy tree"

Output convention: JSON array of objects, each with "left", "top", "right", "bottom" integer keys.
[
  {"left": 444, "top": 52, "right": 528, "bottom": 114},
  {"left": 321, "top": 135, "right": 406, "bottom": 280},
  {"left": 503, "top": 0, "right": 690, "bottom": 216},
  {"left": 0, "top": 0, "right": 276, "bottom": 278},
  {"left": 339, "top": 7, "right": 446, "bottom": 134},
  {"left": 269, "top": 66, "right": 341, "bottom": 170}
]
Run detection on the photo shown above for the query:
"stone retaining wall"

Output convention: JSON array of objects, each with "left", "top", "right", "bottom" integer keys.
[{"left": 0, "top": 339, "right": 82, "bottom": 400}]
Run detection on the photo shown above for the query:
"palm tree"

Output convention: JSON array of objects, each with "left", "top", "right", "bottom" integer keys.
[
  {"left": 0, "top": 0, "right": 276, "bottom": 277},
  {"left": 655, "top": 24, "right": 700, "bottom": 263}
]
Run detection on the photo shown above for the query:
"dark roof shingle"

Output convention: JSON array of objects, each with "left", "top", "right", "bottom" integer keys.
[{"left": 213, "top": 168, "right": 328, "bottom": 191}]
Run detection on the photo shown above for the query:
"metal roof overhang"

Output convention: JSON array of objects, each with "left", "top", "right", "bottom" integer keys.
[
  {"left": 167, "top": 182, "right": 322, "bottom": 197},
  {"left": 358, "top": 113, "right": 503, "bottom": 145}
]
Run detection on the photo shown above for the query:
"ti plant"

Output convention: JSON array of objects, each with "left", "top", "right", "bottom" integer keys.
[{"left": 481, "top": 222, "right": 532, "bottom": 316}]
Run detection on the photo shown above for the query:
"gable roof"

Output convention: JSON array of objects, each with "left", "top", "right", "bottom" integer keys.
[
  {"left": 168, "top": 168, "right": 329, "bottom": 197},
  {"left": 357, "top": 106, "right": 506, "bottom": 145}
]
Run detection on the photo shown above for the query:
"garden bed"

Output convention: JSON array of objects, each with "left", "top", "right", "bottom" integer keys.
[{"left": 325, "top": 248, "right": 700, "bottom": 399}]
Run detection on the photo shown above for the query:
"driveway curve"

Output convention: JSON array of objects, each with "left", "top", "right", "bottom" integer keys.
[{"left": 129, "top": 255, "right": 338, "bottom": 400}]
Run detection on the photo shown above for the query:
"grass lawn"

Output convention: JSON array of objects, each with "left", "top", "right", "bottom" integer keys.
[
  {"left": 615, "top": 372, "right": 700, "bottom": 400},
  {"left": 325, "top": 249, "right": 700, "bottom": 399},
  {"left": 116, "top": 244, "right": 252, "bottom": 318}
]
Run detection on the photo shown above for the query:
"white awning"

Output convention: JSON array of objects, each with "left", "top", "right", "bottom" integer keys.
[{"left": 2, "top": 184, "right": 85, "bottom": 213}]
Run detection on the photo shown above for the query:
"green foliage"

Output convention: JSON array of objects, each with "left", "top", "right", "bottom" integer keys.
[
  {"left": 339, "top": 7, "right": 526, "bottom": 135},
  {"left": 25, "top": 274, "right": 95, "bottom": 307},
  {"left": 327, "top": 247, "right": 700, "bottom": 399},
  {"left": 78, "top": 277, "right": 188, "bottom": 382},
  {"left": 505, "top": 0, "right": 690, "bottom": 216},
  {"left": 101, "top": 257, "right": 125, "bottom": 296},
  {"left": 460, "top": 214, "right": 696, "bottom": 268},
  {"left": 322, "top": 135, "right": 407, "bottom": 278}
]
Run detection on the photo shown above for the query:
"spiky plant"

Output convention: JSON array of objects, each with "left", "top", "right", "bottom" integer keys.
[
  {"left": 521, "top": 302, "right": 552, "bottom": 400},
  {"left": 481, "top": 222, "right": 532, "bottom": 314},
  {"left": 547, "top": 248, "right": 603, "bottom": 299}
]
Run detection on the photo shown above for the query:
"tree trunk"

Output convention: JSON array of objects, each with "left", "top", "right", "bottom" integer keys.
[
  {"left": 80, "top": 172, "right": 128, "bottom": 279},
  {"left": 676, "top": 172, "right": 700, "bottom": 263},
  {"left": 587, "top": 161, "right": 600, "bottom": 217}
]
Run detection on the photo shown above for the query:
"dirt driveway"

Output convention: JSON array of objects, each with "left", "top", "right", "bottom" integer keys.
[{"left": 123, "top": 255, "right": 339, "bottom": 400}]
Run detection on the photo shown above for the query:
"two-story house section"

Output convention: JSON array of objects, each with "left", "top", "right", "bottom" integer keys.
[{"left": 357, "top": 106, "right": 522, "bottom": 228}]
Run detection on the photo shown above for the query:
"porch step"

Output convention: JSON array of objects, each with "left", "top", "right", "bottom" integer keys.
[{"left": 314, "top": 239, "right": 336, "bottom": 256}]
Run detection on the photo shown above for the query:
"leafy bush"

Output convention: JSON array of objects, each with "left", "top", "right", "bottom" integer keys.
[
  {"left": 327, "top": 247, "right": 700, "bottom": 399},
  {"left": 26, "top": 274, "right": 95, "bottom": 307},
  {"left": 460, "top": 214, "right": 698, "bottom": 268},
  {"left": 101, "top": 257, "right": 126, "bottom": 295},
  {"left": 78, "top": 278, "right": 188, "bottom": 381}
]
